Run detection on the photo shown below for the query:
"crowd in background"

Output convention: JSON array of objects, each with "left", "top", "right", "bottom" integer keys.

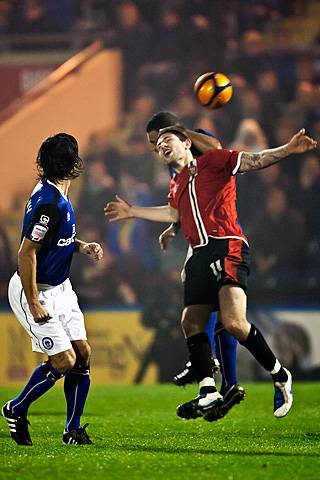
[{"left": 1, "top": 0, "right": 320, "bottom": 320}]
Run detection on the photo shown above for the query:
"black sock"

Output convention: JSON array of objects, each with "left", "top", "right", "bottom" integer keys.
[
  {"left": 271, "top": 369, "right": 288, "bottom": 383},
  {"left": 186, "top": 332, "right": 213, "bottom": 383},
  {"left": 199, "top": 385, "right": 217, "bottom": 395},
  {"left": 241, "top": 324, "right": 280, "bottom": 372}
]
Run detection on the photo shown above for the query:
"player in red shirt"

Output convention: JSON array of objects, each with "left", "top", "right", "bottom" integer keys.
[
  {"left": 105, "top": 126, "right": 317, "bottom": 421},
  {"left": 146, "top": 111, "right": 245, "bottom": 420}
]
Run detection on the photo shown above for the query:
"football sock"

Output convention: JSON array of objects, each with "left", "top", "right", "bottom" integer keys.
[
  {"left": 270, "top": 359, "right": 289, "bottom": 383},
  {"left": 10, "top": 361, "right": 63, "bottom": 417},
  {"left": 199, "top": 377, "right": 217, "bottom": 394},
  {"left": 240, "top": 324, "right": 288, "bottom": 382},
  {"left": 215, "top": 321, "right": 238, "bottom": 392},
  {"left": 187, "top": 332, "right": 214, "bottom": 383},
  {"left": 64, "top": 363, "right": 90, "bottom": 432},
  {"left": 204, "top": 312, "right": 217, "bottom": 350}
]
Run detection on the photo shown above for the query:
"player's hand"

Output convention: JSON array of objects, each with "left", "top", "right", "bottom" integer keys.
[
  {"left": 81, "top": 242, "right": 104, "bottom": 261},
  {"left": 104, "top": 195, "right": 133, "bottom": 222},
  {"left": 287, "top": 128, "right": 317, "bottom": 155},
  {"left": 159, "top": 224, "right": 177, "bottom": 251},
  {"left": 29, "top": 301, "right": 52, "bottom": 324}
]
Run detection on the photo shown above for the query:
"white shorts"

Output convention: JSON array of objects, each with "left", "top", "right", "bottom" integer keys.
[{"left": 8, "top": 272, "right": 87, "bottom": 356}]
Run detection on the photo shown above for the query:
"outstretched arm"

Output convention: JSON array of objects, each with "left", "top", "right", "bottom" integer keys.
[
  {"left": 104, "top": 195, "right": 179, "bottom": 223},
  {"left": 239, "top": 128, "right": 317, "bottom": 173}
]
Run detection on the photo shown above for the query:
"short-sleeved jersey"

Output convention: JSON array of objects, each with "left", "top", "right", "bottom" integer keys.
[
  {"left": 168, "top": 148, "right": 247, "bottom": 248},
  {"left": 20, "top": 180, "right": 76, "bottom": 285}
]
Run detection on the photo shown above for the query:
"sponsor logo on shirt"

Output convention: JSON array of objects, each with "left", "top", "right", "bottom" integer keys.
[
  {"left": 39, "top": 214, "right": 50, "bottom": 225},
  {"left": 57, "top": 223, "right": 76, "bottom": 247},
  {"left": 31, "top": 223, "right": 48, "bottom": 242},
  {"left": 67, "top": 212, "right": 71, "bottom": 221}
]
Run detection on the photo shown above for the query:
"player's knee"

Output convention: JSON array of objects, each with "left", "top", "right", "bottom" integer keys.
[
  {"left": 74, "top": 341, "right": 91, "bottom": 365},
  {"left": 79, "top": 342, "right": 91, "bottom": 365},
  {"left": 50, "top": 349, "right": 76, "bottom": 374},
  {"left": 224, "top": 318, "right": 249, "bottom": 341},
  {"left": 181, "top": 315, "right": 198, "bottom": 337}
]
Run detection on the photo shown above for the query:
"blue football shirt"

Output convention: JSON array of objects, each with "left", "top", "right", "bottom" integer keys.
[{"left": 21, "top": 180, "right": 76, "bottom": 285}]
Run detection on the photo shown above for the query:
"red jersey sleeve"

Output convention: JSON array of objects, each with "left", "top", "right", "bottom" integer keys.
[
  {"left": 168, "top": 178, "right": 178, "bottom": 209},
  {"left": 203, "top": 149, "right": 242, "bottom": 176}
]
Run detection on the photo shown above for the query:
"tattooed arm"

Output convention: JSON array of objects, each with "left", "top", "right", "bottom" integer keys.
[{"left": 238, "top": 128, "right": 317, "bottom": 173}]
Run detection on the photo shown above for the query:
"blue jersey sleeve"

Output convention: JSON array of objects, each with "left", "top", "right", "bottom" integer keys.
[{"left": 25, "top": 203, "right": 61, "bottom": 244}]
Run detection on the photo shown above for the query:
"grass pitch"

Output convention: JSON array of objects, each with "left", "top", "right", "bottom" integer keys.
[{"left": 1, "top": 383, "right": 319, "bottom": 480}]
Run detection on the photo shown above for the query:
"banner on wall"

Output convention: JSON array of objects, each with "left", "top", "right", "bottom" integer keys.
[
  {"left": 0, "top": 65, "right": 56, "bottom": 111},
  {"left": 236, "top": 307, "right": 320, "bottom": 381},
  {"left": 0, "top": 310, "right": 157, "bottom": 387},
  {"left": 1, "top": 306, "right": 319, "bottom": 386}
]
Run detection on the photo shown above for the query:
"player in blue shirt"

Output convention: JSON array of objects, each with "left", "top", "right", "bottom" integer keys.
[
  {"left": 2, "top": 133, "right": 103, "bottom": 446},
  {"left": 146, "top": 112, "right": 245, "bottom": 419}
]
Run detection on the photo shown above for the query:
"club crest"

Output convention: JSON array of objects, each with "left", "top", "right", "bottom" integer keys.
[{"left": 188, "top": 161, "right": 198, "bottom": 176}]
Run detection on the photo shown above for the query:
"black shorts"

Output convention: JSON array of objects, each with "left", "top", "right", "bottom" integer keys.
[{"left": 183, "top": 238, "right": 250, "bottom": 311}]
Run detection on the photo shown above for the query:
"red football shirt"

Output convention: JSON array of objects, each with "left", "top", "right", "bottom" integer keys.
[{"left": 168, "top": 148, "right": 248, "bottom": 248}]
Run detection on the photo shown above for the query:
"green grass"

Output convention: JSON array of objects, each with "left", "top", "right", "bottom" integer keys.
[{"left": 1, "top": 383, "right": 320, "bottom": 480}]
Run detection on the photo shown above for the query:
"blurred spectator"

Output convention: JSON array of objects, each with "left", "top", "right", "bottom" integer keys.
[
  {"left": 134, "top": 269, "right": 185, "bottom": 382},
  {"left": 295, "top": 153, "right": 320, "bottom": 241},
  {"left": 256, "top": 70, "right": 285, "bottom": 143},
  {"left": 111, "top": 0, "right": 150, "bottom": 104},
  {"left": 71, "top": 221, "right": 139, "bottom": 306},
  {"left": 294, "top": 153, "right": 320, "bottom": 287},
  {"left": 287, "top": 80, "right": 318, "bottom": 130},
  {"left": 233, "top": 30, "right": 271, "bottom": 85},
  {"left": 230, "top": 118, "right": 268, "bottom": 151},
  {"left": 0, "top": 0, "right": 13, "bottom": 34},
  {"left": 11, "top": 0, "right": 53, "bottom": 34},
  {"left": 76, "top": 156, "right": 116, "bottom": 234},
  {"left": 105, "top": 171, "right": 155, "bottom": 270},
  {"left": 251, "top": 186, "right": 305, "bottom": 298}
]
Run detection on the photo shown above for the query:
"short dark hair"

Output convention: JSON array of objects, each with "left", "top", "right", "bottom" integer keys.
[
  {"left": 146, "top": 111, "right": 179, "bottom": 133},
  {"left": 36, "top": 133, "right": 84, "bottom": 182},
  {"left": 158, "top": 127, "right": 188, "bottom": 143}
]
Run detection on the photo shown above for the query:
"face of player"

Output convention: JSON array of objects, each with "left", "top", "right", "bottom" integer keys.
[{"left": 156, "top": 133, "right": 190, "bottom": 170}]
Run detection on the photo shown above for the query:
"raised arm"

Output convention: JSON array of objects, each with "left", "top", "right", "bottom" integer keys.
[
  {"left": 238, "top": 128, "right": 317, "bottom": 173},
  {"left": 104, "top": 195, "right": 179, "bottom": 224}
]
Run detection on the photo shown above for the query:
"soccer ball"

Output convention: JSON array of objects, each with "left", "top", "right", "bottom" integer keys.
[{"left": 194, "top": 72, "right": 233, "bottom": 109}]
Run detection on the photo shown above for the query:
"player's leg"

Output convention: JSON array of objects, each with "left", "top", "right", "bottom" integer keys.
[
  {"left": 219, "top": 285, "right": 293, "bottom": 418},
  {"left": 60, "top": 279, "right": 93, "bottom": 445},
  {"left": 173, "top": 312, "right": 218, "bottom": 387},
  {"left": 2, "top": 350, "right": 75, "bottom": 446},
  {"left": 63, "top": 339, "right": 92, "bottom": 445},
  {"left": 2, "top": 273, "right": 75, "bottom": 445},
  {"left": 173, "top": 247, "right": 219, "bottom": 387},
  {"left": 176, "top": 304, "right": 223, "bottom": 420},
  {"left": 176, "top": 243, "right": 226, "bottom": 420},
  {"left": 212, "top": 315, "right": 245, "bottom": 419},
  {"left": 214, "top": 316, "right": 237, "bottom": 392}
]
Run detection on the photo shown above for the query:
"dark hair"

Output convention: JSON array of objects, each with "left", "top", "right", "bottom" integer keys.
[
  {"left": 36, "top": 133, "right": 84, "bottom": 182},
  {"left": 146, "top": 111, "right": 179, "bottom": 133},
  {"left": 158, "top": 127, "right": 188, "bottom": 143}
]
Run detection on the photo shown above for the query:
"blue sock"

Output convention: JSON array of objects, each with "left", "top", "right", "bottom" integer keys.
[
  {"left": 10, "top": 361, "right": 63, "bottom": 417},
  {"left": 204, "top": 312, "right": 217, "bottom": 351},
  {"left": 215, "top": 322, "right": 238, "bottom": 392},
  {"left": 64, "top": 364, "right": 90, "bottom": 432}
]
